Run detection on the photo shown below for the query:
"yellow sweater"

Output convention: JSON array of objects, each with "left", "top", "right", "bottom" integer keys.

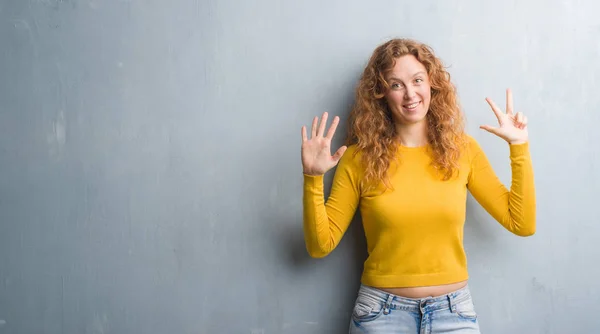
[{"left": 303, "top": 135, "right": 535, "bottom": 288}]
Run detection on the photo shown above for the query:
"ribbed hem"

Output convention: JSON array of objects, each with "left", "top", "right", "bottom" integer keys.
[
  {"left": 361, "top": 270, "right": 469, "bottom": 288},
  {"left": 509, "top": 141, "right": 529, "bottom": 156},
  {"left": 303, "top": 173, "right": 324, "bottom": 183}
]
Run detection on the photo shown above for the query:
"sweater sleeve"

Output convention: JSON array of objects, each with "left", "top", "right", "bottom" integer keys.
[
  {"left": 466, "top": 137, "right": 536, "bottom": 236},
  {"left": 302, "top": 146, "right": 362, "bottom": 258}
]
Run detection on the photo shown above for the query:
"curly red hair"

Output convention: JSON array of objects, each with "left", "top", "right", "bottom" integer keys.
[{"left": 346, "top": 38, "right": 466, "bottom": 191}]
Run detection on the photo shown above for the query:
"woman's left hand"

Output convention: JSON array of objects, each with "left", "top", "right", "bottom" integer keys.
[{"left": 480, "top": 88, "right": 528, "bottom": 144}]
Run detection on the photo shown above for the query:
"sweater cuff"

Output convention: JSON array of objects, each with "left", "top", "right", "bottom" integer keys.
[
  {"left": 303, "top": 173, "right": 324, "bottom": 187},
  {"left": 509, "top": 141, "right": 529, "bottom": 157}
]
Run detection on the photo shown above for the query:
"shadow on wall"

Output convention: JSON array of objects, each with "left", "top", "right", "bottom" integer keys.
[
  {"left": 273, "top": 212, "right": 368, "bottom": 333},
  {"left": 465, "top": 194, "right": 502, "bottom": 243},
  {"left": 275, "top": 213, "right": 367, "bottom": 271}
]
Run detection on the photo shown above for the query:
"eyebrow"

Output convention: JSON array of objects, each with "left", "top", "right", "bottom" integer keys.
[{"left": 388, "top": 71, "right": 427, "bottom": 81}]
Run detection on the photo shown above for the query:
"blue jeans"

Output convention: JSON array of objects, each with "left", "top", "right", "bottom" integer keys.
[{"left": 349, "top": 284, "right": 481, "bottom": 333}]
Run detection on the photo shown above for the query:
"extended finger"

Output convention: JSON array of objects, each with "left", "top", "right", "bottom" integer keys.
[
  {"left": 485, "top": 97, "right": 503, "bottom": 124},
  {"left": 301, "top": 126, "right": 308, "bottom": 142},
  {"left": 332, "top": 145, "right": 348, "bottom": 162},
  {"left": 506, "top": 88, "right": 514, "bottom": 115},
  {"left": 317, "top": 112, "right": 329, "bottom": 137},
  {"left": 480, "top": 124, "right": 500, "bottom": 136},
  {"left": 325, "top": 116, "right": 340, "bottom": 139},
  {"left": 311, "top": 116, "right": 318, "bottom": 138}
]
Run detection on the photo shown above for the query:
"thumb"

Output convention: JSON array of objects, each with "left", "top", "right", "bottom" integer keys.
[
  {"left": 479, "top": 125, "right": 500, "bottom": 135},
  {"left": 332, "top": 145, "right": 348, "bottom": 162}
]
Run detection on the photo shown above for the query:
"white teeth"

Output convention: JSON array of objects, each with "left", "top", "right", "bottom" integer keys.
[{"left": 405, "top": 102, "right": 419, "bottom": 109}]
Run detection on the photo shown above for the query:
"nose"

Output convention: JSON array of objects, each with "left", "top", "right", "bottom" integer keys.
[{"left": 404, "top": 86, "right": 416, "bottom": 100}]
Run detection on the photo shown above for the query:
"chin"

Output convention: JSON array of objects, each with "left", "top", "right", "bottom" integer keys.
[{"left": 399, "top": 113, "right": 427, "bottom": 125}]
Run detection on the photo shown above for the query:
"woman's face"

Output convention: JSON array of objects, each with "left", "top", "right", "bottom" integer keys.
[{"left": 384, "top": 55, "right": 431, "bottom": 126}]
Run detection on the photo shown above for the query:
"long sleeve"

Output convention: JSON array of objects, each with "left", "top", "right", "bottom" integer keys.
[
  {"left": 466, "top": 138, "right": 536, "bottom": 236},
  {"left": 303, "top": 146, "right": 362, "bottom": 258}
]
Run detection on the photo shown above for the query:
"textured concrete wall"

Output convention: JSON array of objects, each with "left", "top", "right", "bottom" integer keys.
[{"left": 1, "top": 0, "right": 598, "bottom": 333}]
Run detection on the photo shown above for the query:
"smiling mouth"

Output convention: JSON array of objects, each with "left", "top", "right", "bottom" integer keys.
[{"left": 403, "top": 101, "right": 420, "bottom": 110}]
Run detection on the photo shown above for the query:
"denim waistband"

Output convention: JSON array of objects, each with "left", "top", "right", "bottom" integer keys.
[{"left": 356, "top": 284, "right": 472, "bottom": 313}]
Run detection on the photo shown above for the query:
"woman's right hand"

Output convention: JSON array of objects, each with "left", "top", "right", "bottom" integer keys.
[{"left": 301, "top": 112, "right": 348, "bottom": 176}]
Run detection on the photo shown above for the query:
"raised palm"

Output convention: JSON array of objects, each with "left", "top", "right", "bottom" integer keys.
[
  {"left": 480, "top": 89, "right": 529, "bottom": 144},
  {"left": 301, "top": 112, "right": 347, "bottom": 176}
]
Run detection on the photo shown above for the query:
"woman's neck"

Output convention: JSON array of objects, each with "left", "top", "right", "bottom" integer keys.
[{"left": 395, "top": 120, "right": 429, "bottom": 147}]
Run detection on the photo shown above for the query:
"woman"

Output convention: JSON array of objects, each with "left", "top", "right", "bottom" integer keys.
[{"left": 300, "top": 38, "right": 535, "bottom": 333}]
